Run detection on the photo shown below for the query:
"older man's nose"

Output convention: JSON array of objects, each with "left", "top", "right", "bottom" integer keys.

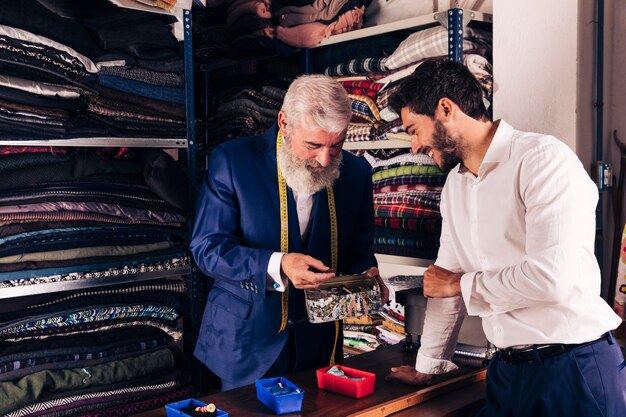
[{"left": 316, "top": 148, "right": 331, "bottom": 167}]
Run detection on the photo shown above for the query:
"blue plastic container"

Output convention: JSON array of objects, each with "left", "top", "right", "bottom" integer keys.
[
  {"left": 255, "top": 377, "right": 304, "bottom": 414},
  {"left": 165, "top": 398, "right": 229, "bottom": 417}
]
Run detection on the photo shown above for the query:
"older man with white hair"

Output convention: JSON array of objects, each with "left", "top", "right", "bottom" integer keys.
[{"left": 191, "top": 74, "right": 387, "bottom": 391}]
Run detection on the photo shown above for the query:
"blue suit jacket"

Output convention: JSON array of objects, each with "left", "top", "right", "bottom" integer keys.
[{"left": 190, "top": 125, "right": 376, "bottom": 389}]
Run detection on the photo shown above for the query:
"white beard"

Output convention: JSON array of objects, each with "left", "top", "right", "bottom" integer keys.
[{"left": 277, "top": 141, "right": 343, "bottom": 195}]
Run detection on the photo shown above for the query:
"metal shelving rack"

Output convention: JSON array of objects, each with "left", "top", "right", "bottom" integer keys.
[
  {"left": 308, "top": 8, "right": 493, "bottom": 268},
  {"left": 0, "top": 3, "right": 200, "bottom": 297}
]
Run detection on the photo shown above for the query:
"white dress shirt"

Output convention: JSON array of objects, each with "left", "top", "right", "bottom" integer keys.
[
  {"left": 266, "top": 190, "right": 314, "bottom": 292},
  {"left": 415, "top": 120, "right": 621, "bottom": 374}
]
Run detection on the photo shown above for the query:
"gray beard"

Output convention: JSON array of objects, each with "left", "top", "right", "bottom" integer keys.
[{"left": 277, "top": 142, "right": 343, "bottom": 195}]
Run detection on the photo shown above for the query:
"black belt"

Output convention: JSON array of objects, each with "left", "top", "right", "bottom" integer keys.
[{"left": 498, "top": 332, "right": 613, "bottom": 364}]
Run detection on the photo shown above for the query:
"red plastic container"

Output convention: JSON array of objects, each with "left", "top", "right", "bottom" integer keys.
[{"left": 316, "top": 365, "right": 376, "bottom": 398}]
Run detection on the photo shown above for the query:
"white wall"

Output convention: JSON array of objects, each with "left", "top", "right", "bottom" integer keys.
[
  {"left": 490, "top": 0, "right": 626, "bottom": 295},
  {"left": 492, "top": 0, "right": 579, "bottom": 151}
]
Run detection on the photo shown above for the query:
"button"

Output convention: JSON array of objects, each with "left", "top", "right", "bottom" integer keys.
[
  {"left": 272, "top": 282, "right": 279, "bottom": 289},
  {"left": 287, "top": 319, "right": 293, "bottom": 325}
]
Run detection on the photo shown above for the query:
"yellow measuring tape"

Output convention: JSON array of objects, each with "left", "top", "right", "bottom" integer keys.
[{"left": 276, "top": 131, "right": 340, "bottom": 365}]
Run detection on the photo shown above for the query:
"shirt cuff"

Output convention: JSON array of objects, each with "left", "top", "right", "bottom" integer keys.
[
  {"left": 415, "top": 352, "right": 459, "bottom": 374},
  {"left": 267, "top": 252, "right": 287, "bottom": 292},
  {"left": 460, "top": 271, "right": 492, "bottom": 317}
]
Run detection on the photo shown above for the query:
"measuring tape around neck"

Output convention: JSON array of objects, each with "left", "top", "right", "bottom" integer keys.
[{"left": 276, "top": 131, "right": 340, "bottom": 365}]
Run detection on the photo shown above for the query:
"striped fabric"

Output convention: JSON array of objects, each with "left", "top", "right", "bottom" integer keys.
[
  {"left": 376, "top": 183, "right": 443, "bottom": 193},
  {"left": 324, "top": 57, "right": 387, "bottom": 76},
  {"left": 374, "top": 204, "right": 440, "bottom": 219},
  {"left": 383, "top": 26, "right": 491, "bottom": 70},
  {"left": 373, "top": 190, "right": 440, "bottom": 209},
  {"left": 373, "top": 174, "right": 447, "bottom": 190}
]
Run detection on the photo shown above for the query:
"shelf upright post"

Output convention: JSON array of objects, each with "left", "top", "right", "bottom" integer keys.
[
  {"left": 447, "top": 8, "right": 464, "bottom": 63},
  {"left": 183, "top": 8, "right": 200, "bottom": 343}
]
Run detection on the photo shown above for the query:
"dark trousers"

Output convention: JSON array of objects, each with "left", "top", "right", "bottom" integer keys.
[{"left": 477, "top": 333, "right": 626, "bottom": 417}]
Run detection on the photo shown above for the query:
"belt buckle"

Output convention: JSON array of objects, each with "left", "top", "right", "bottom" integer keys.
[{"left": 500, "top": 348, "right": 514, "bottom": 363}]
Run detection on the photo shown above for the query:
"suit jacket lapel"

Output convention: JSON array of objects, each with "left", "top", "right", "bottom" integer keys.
[{"left": 254, "top": 125, "right": 303, "bottom": 252}]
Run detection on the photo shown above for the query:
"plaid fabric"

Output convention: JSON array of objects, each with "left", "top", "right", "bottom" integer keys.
[
  {"left": 375, "top": 217, "right": 442, "bottom": 233},
  {"left": 383, "top": 26, "right": 491, "bottom": 70},
  {"left": 344, "top": 85, "right": 378, "bottom": 99},
  {"left": 376, "top": 84, "right": 401, "bottom": 108},
  {"left": 376, "top": 183, "right": 443, "bottom": 193},
  {"left": 230, "top": 89, "right": 283, "bottom": 109},
  {"left": 379, "top": 106, "right": 399, "bottom": 122},
  {"left": 374, "top": 190, "right": 441, "bottom": 209},
  {"left": 346, "top": 133, "right": 375, "bottom": 142},
  {"left": 341, "top": 80, "right": 385, "bottom": 91},
  {"left": 324, "top": 57, "right": 387, "bottom": 76},
  {"left": 372, "top": 164, "right": 444, "bottom": 182},
  {"left": 373, "top": 174, "right": 447, "bottom": 190},
  {"left": 374, "top": 204, "right": 440, "bottom": 218},
  {"left": 347, "top": 123, "right": 375, "bottom": 137},
  {"left": 350, "top": 94, "right": 381, "bottom": 121}
]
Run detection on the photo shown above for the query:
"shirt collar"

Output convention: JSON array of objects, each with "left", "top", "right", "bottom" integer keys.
[{"left": 457, "top": 119, "right": 514, "bottom": 177}]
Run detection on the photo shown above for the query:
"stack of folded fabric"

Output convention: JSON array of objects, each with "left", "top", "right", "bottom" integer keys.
[
  {"left": 195, "top": 0, "right": 368, "bottom": 62},
  {"left": 366, "top": 152, "right": 445, "bottom": 260},
  {"left": 204, "top": 55, "right": 299, "bottom": 146},
  {"left": 0, "top": 0, "right": 187, "bottom": 141},
  {"left": 0, "top": 278, "right": 193, "bottom": 417},
  {"left": 0, "top": 147, "right": 189, "bottom": 290},
  {"left": 319, "top": 24, "right": 492, "bottom": 144}
]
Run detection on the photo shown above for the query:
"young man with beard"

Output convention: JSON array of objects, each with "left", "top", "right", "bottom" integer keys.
[
  {"left": 190, "top": 74, "right": 388, "bottom": 391},
  {"left": 385, "top": 59, "right": 625, "bottom": 416}
]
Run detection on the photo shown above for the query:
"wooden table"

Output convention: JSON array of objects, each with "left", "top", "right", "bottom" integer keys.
[{"left": 134, "top": 345, "right": 486, "bottom": 417}]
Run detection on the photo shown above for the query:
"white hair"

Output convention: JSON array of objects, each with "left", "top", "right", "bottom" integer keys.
[{"left": 281, "top": 74, "right": 352, "bottom": 133}]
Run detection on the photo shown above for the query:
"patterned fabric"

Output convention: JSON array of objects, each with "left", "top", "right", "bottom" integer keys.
[
  {"left": 383, "top": 26, "right": 491, "bottom": 70},
  {"left": 375, "top": 183, "right": 443, "bottom": 193},
  {"left": 373, "top": 174, "right": 447, "bottom": 190},
  {"left": 374, "top": 190, "right": 441, "bottom": 209},
  {"left": 27, "top": 279, "right": 187, "bottom": 310},
  {"left": 374, "top": 204, "right": 440, "bottom": 219},
  {"left": 372, "top": 165, "right": 444, "bottom": 182},
  {"left": 348, "top": 94, "right": 381, "bottom": 121},
  {"left": 0, "top": 305, "right": 179, "bottom": 338},
  {"left": 323, "top": 57, "right": 387, "bottom": 76},
  {"left": 73, "top": 385, "right": 193, "bottom": 417},
  {"left": 374, "top": 217, "right": 442, "bottom": 233},
  {"left": 376, "top": 84, "right": 401, "bottom": 108},
  {"left": 374, "top": 236, "right": 439, "bottom": 249},
  {"left": 341, "top": 80, "right": 385, "bottom": 91},
  {"left": 364, "top": 151, "right": 435, "bottom": 168},
  {"left": 3, "top": 320, "right": 182, "bottom": 344}
]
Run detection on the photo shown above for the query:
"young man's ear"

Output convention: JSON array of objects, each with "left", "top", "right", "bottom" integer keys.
[{"left": 437, "top": 98, "right": 454, "bottom": 120}]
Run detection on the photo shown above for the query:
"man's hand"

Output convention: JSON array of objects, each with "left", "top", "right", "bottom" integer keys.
[
  {"left": 614, "top": 301, "right": 625, "bottom": 319},
  {"left": 363, "top": 266, "right": 389, "bottom": 305},
  {"left": 281, "top": 253, "right": 335, "bottom": 289},
  {"left": 423, "top": 264, "right": 462, "bottom": 298},
  {"left": 385, "top": 365, "right": 433, "bottom": 386}
]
